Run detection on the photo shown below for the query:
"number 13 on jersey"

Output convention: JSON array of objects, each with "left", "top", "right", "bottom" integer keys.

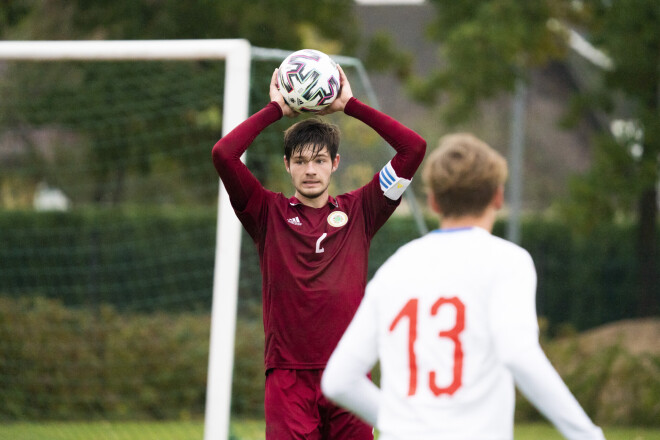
[{"left": 389, "top": 297, "right": 465, "bottom": 397}]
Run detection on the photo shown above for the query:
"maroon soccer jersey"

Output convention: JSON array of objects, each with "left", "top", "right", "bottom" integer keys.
[
  {"left": 212, "top": 98, "right": 425, "bottom": 370},
  {"left": 238, "top": 177, "right": 396, "bottom": 369}
]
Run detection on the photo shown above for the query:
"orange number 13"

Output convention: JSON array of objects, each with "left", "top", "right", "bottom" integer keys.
[{"left": 389, "top": 297, "right": 465, "bottom": 396}]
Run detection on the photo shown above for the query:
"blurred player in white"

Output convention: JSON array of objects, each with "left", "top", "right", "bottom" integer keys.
[{"left": 322, "top": 133, "right": 605, "bottom": 440}]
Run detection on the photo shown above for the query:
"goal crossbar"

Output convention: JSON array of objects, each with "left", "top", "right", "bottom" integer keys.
[{"left": 0, "top": 39, "right": 250, "bottom": 440}]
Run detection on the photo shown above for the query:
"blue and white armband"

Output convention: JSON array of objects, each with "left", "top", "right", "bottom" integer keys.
[{"left": 379, "top": 161, "right": 412, "bottom": 200}]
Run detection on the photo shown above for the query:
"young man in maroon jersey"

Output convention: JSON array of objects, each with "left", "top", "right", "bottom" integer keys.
[{"left": 212, "top": 66, "right": 426, "bottom": 439}]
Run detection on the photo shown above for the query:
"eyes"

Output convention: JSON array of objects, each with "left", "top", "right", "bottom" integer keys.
[{"left": 293, "top": 157, "right": 328, "bottom": 166}]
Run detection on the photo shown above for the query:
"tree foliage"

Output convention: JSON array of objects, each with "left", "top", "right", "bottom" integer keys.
[
  {"left": 563, "top": 0, "right": 659, "bottom": 316},
  {"left": 415, "top": 0, "right": 658, "bottom": 316},
  {"left": 411, "top": 0, "right": 571, "bottom": 123},
  {"left": 1, "top": 0, "right": 359, "bottom": 50}
]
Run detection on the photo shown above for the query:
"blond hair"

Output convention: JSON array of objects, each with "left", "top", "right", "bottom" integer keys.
[{"left": 423, "top": 133, "right": 508, "bottom": 218}]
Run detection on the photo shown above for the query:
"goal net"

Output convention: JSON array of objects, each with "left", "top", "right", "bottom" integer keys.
[
  {"left": 0, "top": 40, "right": 421, "bottom": 440},
  {"left": 0, "top": 39, "right": 248, "bottom": 440}
]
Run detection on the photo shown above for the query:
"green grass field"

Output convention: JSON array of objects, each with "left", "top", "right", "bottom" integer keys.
[{"left": 1, "top": 420, "right": 658, "bottom": 440}]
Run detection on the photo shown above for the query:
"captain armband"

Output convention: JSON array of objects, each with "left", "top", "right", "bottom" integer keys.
[{"left": 379, "top": 161, "right": 412, "bottom": 201}]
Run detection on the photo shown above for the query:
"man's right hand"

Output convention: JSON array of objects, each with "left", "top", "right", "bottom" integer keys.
[{"left": 270, "top": 69, "right": 298, "bottom": 118}]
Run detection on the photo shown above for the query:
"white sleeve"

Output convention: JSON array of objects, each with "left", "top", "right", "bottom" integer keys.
[
  {"left": 489, "top": 249, "right": 540, "bottom": 361},
  {"left": 321, "top": 289, "right": 381, "bottom": 426},
  {"left": 490, "top": 249, "right": 604, "bottom": 440},
  {"left": 508, "top": 345, "right": 606, "bottom": 440}
]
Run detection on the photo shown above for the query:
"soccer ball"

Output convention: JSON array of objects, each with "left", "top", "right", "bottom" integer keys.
[{"left": 277, "top": 49, "right": 340, "bottom": 113}]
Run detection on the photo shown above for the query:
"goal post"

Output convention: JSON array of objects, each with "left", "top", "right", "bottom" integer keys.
[{"left": 0, "top": 39, "right": 250, "bottom": 440}]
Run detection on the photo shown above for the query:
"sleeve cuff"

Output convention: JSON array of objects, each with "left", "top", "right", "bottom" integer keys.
[
  {"left": 268, "top": 101, "right": 284, "bottom": 119},
  {"left": 343, "top": 97, "right": 361, "bottom": 116}
]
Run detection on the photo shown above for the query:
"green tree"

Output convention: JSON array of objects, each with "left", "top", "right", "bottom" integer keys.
[
  {"left": 411, "top": 0, "right": 658, "bottom": 317},
  {"left": 1, "top": 0, "right": 358, "bottom": 49},
  {"left": 411, "top": 1, "right": 570, "bottom": 123},
  {"left": 563, "top": 0, "right": 659, "bottom": 316}
]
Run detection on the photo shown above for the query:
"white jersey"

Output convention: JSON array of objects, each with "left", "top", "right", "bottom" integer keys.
[{"left": 322, "top": 227, "right": 605, "bottom": 440}]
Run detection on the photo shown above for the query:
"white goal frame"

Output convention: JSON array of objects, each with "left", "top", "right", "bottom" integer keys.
[{"left": 0, "top": 39, "right": 250, "bottom": 440}]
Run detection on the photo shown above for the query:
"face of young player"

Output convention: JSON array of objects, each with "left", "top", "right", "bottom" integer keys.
[{"left": 285, "top": 144, "right": 340, "bottom": 207}]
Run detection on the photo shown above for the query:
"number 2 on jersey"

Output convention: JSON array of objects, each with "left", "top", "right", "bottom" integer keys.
[
  {"left": 389, "top": 297, "right": 465, "bottom": 397},
  {"left": 316, "top": 233, "right": 327, "bottom": 253}
]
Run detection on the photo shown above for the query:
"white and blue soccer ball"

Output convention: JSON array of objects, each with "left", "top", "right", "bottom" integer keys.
[{"left": 277, "top": 49, "right": 340, "bottom": 113}]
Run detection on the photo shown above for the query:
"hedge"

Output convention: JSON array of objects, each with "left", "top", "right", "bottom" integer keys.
[
  {"left": 0, "top": 296, "right": 209, "bottom": 421},
  {"left": 0, "top": 208, "right": 657, "bottom": 332},
  {"left": 1, "top": 296, "right": 658, "bottom": 425}
]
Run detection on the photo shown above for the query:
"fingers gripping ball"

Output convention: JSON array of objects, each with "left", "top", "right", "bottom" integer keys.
[{"left": 277, "top": 49, "right": 340, "bottom": 113}]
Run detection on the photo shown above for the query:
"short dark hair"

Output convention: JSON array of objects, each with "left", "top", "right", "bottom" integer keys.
[{"left": 283, "top": 118, "right": 340, "bottom": 161}]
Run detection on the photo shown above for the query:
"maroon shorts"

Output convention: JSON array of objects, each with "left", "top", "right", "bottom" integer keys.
[{"left": 264, "top": 368, "right": 373, "bottom": 440}]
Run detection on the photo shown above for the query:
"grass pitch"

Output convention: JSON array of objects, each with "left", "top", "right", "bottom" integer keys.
[{"left": 0, "top": 420, "right": 658, "bottom": 440}]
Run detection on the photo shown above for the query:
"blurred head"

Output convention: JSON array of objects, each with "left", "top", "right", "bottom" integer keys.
[
  {"left": 423, "top": 133, "right": 508, "bottom": 218},
  {"left": 284, "top": 117, "right": 340, "bottom": 162}
]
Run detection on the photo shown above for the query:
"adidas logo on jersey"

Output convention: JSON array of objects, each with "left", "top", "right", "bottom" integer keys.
[{"left": 287, "top": 216, "right": 302, "bottom": 226}]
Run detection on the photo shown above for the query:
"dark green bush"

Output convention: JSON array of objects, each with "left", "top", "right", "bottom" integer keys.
[
  {"left": 515, "top": 319, "right": 660, "bottom": 426},
  {"left": 0, "top": 208, "right": 217, "bottom": 312},
  {"left": 231, "top": 314, "right": 266, "bottom": 417},
  {"left": 0, "top": 296, "right": 210, "bottom": 421},
  {"left": 1, "top": 296, "right": 658, "bottom": 425},
  {"left": 0, "top": 209, "right": 656, "bottom": 332}
]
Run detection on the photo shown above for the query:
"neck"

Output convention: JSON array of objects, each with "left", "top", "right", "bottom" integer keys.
[
  {"left": 295, "top": 191, "right": 330, "bottom": 209},
  {"left": 439, "top": 208, "right": 496, "bottom": 233}
]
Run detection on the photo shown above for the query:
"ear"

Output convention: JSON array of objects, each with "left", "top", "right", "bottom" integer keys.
[
  {"left": 283, "top": 155, "right": 290, "bottom": 173},
  {"left": 331, "top": 154, "right": 340, "bottom": 172},
  {"left": 492, "top": 185, "right": 505, "bottom": 210},
  {"left": 427, "top": 191, "right": 442, "bottom": 214}
]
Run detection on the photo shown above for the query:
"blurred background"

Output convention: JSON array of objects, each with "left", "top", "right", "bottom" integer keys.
[{"left": 0, "top": 0, "right": 658, "bottom": 438}]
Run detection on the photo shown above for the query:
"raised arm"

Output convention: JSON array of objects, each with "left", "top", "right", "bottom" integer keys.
[
  {"left": 322, "top": 66, "right": 426, "bottom": 182},
  {"left": 211, "top": 70, "right": 287, "bottom": 211},
  {"left": 344, "top": 98, "right": 425, "bottom": 181}
]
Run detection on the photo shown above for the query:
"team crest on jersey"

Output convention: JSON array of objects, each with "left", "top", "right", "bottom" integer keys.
[{"left": 327, "top": 211, "right": 348, "bottom": 227}]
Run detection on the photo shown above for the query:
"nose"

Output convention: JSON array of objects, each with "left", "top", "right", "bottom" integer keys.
[{"left": 305, "top": 162, "right": 317, "bottom": 175}]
